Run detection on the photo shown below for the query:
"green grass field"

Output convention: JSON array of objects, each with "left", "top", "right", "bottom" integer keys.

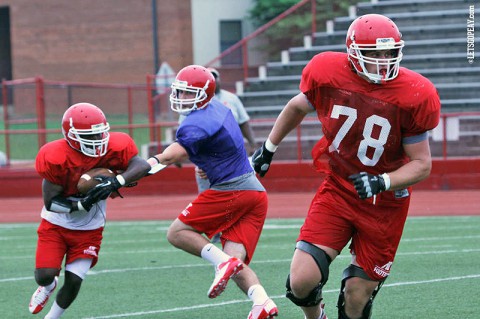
[{"left": 1, "top": 216, "right": 479, "bottom": 318}]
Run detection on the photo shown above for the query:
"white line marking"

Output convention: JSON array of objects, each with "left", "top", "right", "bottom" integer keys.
[{"left": 82, "top": 274, "right": 480, "bottom": 319}]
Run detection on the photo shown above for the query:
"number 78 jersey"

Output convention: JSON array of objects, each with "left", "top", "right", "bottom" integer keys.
[{"left": 300, "top": 52, "right": 441, "bottom": 178}]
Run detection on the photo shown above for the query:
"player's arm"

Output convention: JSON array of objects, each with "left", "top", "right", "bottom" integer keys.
[
  {"left": 252, "top": 93, "right": 313, "bottom": 176},
  {"left": 148, "top": 142, "right": 189, "bottom": 168},
  {"left": 387, "top": 138, "right": 432, "bottom": 190},
  {"left": 119, "top": 155, "right": 151, "bottom": 184},
  {"left": 349, "top": 137, "right": 432, "bottom": 199},
  {"left": 43, "top": 179, "right": 102, "bottom": 213},
  {"left": 267, "top": 92, "right": 313, "bottom": 146},
  {"left": 84, "top": 155, "right": 151, "bottom": 200}
]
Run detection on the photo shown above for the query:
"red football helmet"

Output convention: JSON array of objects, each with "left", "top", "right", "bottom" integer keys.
[
  {"left": 170, "top": 65, "right": 216, "bottom": 115},
  {"left": 61, "top": 103, "right": 110, "bottom": 157},
  {"left": 346, "top": 14, "right": 404, "bottom": 83}
]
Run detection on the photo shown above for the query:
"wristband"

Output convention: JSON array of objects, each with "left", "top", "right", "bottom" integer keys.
[
  {"left": 381, "top": 173, "right": 391, "bottom": 190},
  {"left": 265, "top": 138, "right": 278, "bottom": 152},
  {"left": 116, "top": 174, "right": 126, "bottom": 186},
  {"left": 150, "top": 156, "right": 161, "bottom": 164}
]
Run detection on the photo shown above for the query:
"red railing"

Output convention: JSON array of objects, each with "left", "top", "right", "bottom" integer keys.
[{"left": 1, "top": 76, "right": 480, "bottom": 165}]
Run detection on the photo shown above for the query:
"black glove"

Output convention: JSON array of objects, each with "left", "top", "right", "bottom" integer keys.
[
  {"left": 78, "top": 186, "right": 109, "bottom": 211},
  {"left": 251, "top": 142, "right": 275, "bottom": 177},
  {"left": 90, "top": 175, "right": 123, "bottom": 200},
  {"left": 348, "top": 172, "right": 387, "bottom": 199}
]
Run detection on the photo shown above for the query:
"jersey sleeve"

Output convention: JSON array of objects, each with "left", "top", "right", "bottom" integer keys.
[
  {"left": 35, "top": 142, "right": 68, "bottom": 185},
  {"left": 299, "top": 52, "right": 335, "bottom": 113},
  {"left": 402, "top": 82, "right": 441, "bottom": 137},
  {"left": 105, "top": 132, "right": 139, "bottom": 170},
  {"left": 35, "top": 141, "right": 86, "bottom": 196}
]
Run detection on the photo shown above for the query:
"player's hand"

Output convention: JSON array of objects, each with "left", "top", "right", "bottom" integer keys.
[
  {"left": 251, "top": 142, "right": 275, "bottom": 177},
  {"left": 90, "top": 175, "right": 123, "bottom": 200},
  {"left": 348, "top": 172, "right": 387, "bottom": 199},
  {"left": 195, "top": 166, "right": 208, "bottom": 179},
  {"left": 78, "top": 186, "right": 108, "bottom": 211}
]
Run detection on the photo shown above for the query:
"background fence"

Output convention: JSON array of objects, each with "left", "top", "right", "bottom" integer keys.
[{"left": 1, "top": 76, "right": 480, "bottom": 165}]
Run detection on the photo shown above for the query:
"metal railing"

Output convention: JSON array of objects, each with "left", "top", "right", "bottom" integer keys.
[{"left": 1, "top": 76, "right": 479, "bottom": 165}]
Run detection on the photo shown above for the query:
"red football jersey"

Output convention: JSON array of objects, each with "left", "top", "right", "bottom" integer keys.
[
  {"left": 35, "top": 132, "right": 139, "bottom": 196},
  {"left": 301, "top": 52, "right": 441, "bottom": 179}
]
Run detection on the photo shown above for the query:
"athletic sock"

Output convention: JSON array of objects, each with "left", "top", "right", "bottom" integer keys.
[
  {"left": 44, "top": 280, "right": 56, "bottom": 291},
  {"left": 248, "top": 284, "right": 269, "bottom": 305},
  {"left": 200, "top": 243, "right": 230, "bottom": 266},
  {"left": 44, "top": 301, "right": 65, "bottom": 319}
]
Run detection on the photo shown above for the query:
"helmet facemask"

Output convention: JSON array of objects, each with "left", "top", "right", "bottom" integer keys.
[
  {"left": 348, "top": 37, "right": 404, "bottom": 84},
  {"left": 170, "top": 80, "right": 211, "bottom": 115},
  {"left": 66, "top": 119, "right": 110, "bottom": 157}
]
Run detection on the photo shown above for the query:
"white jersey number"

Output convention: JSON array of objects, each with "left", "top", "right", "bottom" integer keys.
[{"left": 330, "top": 104, "right": 391, "bottom": 166}]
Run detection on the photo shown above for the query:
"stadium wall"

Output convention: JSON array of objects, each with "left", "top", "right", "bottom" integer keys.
[{"left": 1, "top": 158, "right": 479, "bottom": 198}]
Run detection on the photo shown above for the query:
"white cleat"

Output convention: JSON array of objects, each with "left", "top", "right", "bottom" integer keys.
[
  {"left": 248, "top": 298, "right": 278, "bottom": 319},
  {"left": 207, "top": 257, "right": 243, "bottom": 299},
  {"left": 28, "top": 277, "right": 58, "bottom": 314}
]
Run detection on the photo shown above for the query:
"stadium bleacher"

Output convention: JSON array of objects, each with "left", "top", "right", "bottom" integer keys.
[{"left": 238, "top": 0, "right": 480, "bottom": 158}]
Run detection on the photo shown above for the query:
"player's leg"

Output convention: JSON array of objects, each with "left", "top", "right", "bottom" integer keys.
[
  {"left": 29, "top": 220, "right": 63, "bottom": 314},
  {"left": 287, "top": 241, "right": 336, "bottom": 319},
  {"left": 288, "top": 182, "right": 353, "bottom": 319},
  {"left": 194, "top": 171, "right": 221, "bottom": 242},
  {"left": 43, "top": 258, "right": 93, "bottom": 319},
  {"left": 167, "top": 218, "right": 243, "bottom": 298},
  {"left": 223, "top": 191, "right": 277, "bottom": 318},
  {"left": 222, "top": 240, "right": 277, "bottom": 319},
  {"left": 43, "top": 226, "right": 102, "bottom": 318},
  {"left": 337, "top": 265, "right": 384, "bottom": 319},
  {"left": 29, "top": 268, "right": 59, "bottom": 314},
  {"left": 338, "top": 196, "right": 409, "bottom": 318}
]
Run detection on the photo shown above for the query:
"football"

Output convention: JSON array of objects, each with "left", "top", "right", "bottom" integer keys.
[{"left": 77, "top": 168, "right": 115, "bottom": 195}]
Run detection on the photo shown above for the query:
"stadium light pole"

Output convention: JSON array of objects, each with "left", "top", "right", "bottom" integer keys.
[{"left": 151, "top": 0, "right": 160, "bottom": 74}]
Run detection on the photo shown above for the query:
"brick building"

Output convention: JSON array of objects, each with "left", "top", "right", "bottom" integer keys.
[{"left": 0, "top": 0, "right": 193, "bottom": 84}]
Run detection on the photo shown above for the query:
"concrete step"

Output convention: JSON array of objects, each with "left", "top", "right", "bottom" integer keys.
[
  {"left": 312, "top": 24, "right": 470, "bottom": 46},
  {"left": 333, "top": 9, "right": 479, "bottom": 30},
  {"left": 356, "top": 0, "right": 471, "bottom": 16},
  {"left": 288, "top": 38, "right": 477, "bottom": 62}
]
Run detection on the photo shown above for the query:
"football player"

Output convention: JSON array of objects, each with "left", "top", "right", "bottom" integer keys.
[
  {"left": 252, "top": 14, "right": 441, "bottom": 319},
  {"left": 148, "top": 65, "right": 278, "bottom": 319},
  {"left": 29, "top": 102, "right": 150, "bottom": 318}
]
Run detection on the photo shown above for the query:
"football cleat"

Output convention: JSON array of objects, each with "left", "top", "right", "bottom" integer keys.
[
  {"left": 28, "top": 276, "right": 58, "bottom": 314},
  {"left": 207, "top": 257, "right": 243, "bottom": 298},
  {"left": 248, "top": 298, "right": 278, "bottom": 319}
]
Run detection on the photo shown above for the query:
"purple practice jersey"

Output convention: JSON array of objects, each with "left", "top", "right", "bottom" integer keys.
[{"left": 176, "top": 99, "right": 254, "bottom": 187}]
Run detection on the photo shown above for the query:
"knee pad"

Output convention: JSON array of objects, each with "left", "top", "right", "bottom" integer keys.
[
  {"left": 296, "top": 240, "right": 331, "bottom": 284},
  {"left": 285, "top": 241, "right": 331, "bottom": 307},
  {"left": 286, "top": 274, "right": 323, "bottom": 307},
  {"left": 337, "top": 264, "right": 384, "bottom": 319}
]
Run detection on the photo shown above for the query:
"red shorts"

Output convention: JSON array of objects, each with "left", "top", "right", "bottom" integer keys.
[
  {"left": 178, "top": 189, "right": 268, "bottom": 264},
  {"left": 35, "top": 219, "right": 104, "bottom": 269},
  {"left": 298, "top": 175, "right": 410, "bottom": 281}
]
